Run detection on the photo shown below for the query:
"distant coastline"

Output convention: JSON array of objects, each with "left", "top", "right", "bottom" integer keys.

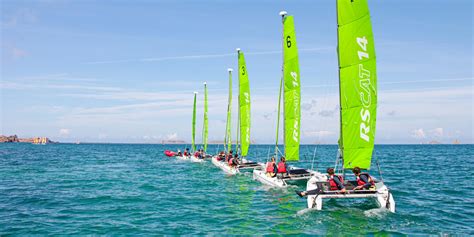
[{"left": 0, "top": 135, "right": 57, "bottom": 144}]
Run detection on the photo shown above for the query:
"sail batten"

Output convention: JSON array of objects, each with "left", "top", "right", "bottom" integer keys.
[
  {"left": 238, "top": 50, "right": 251, "bottom": 157},
  {"left": 337, "top": 0, "right": 377, "bottom": 169},
  {"left": 282, "top": 15, "right": 301, "bottom": 161}
]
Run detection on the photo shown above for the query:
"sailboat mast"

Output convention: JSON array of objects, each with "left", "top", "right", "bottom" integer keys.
[
  {"left": 280, "top": 11, "right": 287, "bottom": 158},
  {"left": 192, "top": 91, "right": 198, "bottom": 152},
  {"left": 274, "top": 77, "right": 283, "bottom": 157},
  {"left": 224, "top": 68, "right": 233, "bottom": 153},
  {"left": 202, "top": 82, "right": 208, "bottom": 152},
  {"left": 335, "top": 0, "right": 344, "bottom": 171},
  {"left": 236, "top": 49, "right": 241, "bottom": 154}
]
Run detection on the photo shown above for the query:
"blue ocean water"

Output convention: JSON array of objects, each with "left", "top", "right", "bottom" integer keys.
[{"left": 0, "top": 143, "right": 472, "bottom": 235}]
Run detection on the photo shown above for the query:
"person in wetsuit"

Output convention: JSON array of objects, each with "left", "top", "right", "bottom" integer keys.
[
  {"left": 295, "top": 168, "right": 346, "bottom": 197},
  {"left": 352, "top": 166, "right": 375, "bottom": 190}
]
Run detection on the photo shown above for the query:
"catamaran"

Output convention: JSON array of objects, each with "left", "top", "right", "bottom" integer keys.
[
  {"left": 190, "top": 86, "right": 206, "bottom": 163},
  {"left": 177, "top": 92, "right": 199, "bottom": 161},
  {"left": 304, "top": 0, "right": 395, "bottom": 212},
  {"left": 253, "top": 11, "right": 324, "bottom": 188},
  {"left": 212, "top": 49, "right": 259, "bottom": 175},
  {"left": 211, "top": 68, "right": 238, "bottom": 174}
]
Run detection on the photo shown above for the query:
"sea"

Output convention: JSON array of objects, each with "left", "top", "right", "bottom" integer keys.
[{"left": 0, "top": 143, "right": 472, "bottom": 235}]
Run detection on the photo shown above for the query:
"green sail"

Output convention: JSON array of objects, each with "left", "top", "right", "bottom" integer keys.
[
  {"left": 337, "top": 0, "right": 377, "bottom": 169},
  {"left": 282, "top": 15, "right": 301, "bottom": 161},
  {"left": 225, "top": 69, "right": 233, "bottom": 152},
  {"left": 192, "top": 92, "right": 197, "bottom": 152},
  {"left": 202, "top": 83, "right": 208, "bottom": 152},
  {"left": 238, "top": 50, "right": 251, "bottom": 157}
]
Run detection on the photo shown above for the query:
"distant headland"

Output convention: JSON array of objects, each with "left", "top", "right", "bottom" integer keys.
[{"left": 0, "top": 135, "right": 57, "bottom": 144}]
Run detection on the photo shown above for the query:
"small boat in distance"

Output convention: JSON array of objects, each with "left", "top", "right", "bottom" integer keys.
[
  {"left": 304, "top": 0, "right": 395, "bottom": 212},
  {"left": 191, "top": 83, "right": 207, "bottom": 163}
]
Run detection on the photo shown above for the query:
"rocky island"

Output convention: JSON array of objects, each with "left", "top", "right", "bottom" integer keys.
[{"left": 0, "top": 135, "right": 56, "bottom": 144}]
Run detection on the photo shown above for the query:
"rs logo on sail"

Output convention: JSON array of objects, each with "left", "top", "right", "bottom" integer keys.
[{"left": 356, "top": 36, "right": 371, "bottom": 142}]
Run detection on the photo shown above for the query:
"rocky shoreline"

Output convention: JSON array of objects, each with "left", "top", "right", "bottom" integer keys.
[{"left": 0, "top": 135, "right": 56, "bottom": 144}]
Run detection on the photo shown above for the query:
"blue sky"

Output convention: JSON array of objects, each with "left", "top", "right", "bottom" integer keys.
[{"left": 1, "top": 0, "right": 472, "bottom": 144}]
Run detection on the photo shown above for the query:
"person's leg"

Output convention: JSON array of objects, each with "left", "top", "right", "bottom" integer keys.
[{"left": 296, "top": 188, "right": 321, "bottom": 197}]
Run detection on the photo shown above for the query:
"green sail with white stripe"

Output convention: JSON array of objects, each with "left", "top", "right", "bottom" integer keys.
[
  {"left": 225, "top": 69, "right": 233, "bottom": 152},
  {"left": 192, "top": 92, "right": 197, "bottom": 152},
  {"left": 202, "top": 83, "right": 208, "bottom": 152},
  {"left": 282, "top": 15, "right": 301, "bottom": 161},
  {"left": 337, "top": 0, "right": 377, "bottom": 169},
  {"left": 238, "top": 50, "right": 251, "bottom": 157}
]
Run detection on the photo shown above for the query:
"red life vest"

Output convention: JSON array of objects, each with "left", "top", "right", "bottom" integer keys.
[
  {"left": 329, "top": 175, "right": 344, "bottom": 190},
  {"left": 194, "top": 152, "right": 200, "bottom": 157},
  {"left": 357, "top": 173, "right": 375, "bottom": 186},
  {"left": 277, "top": 162, "right": 287, "bottom": 173},
  {"left": 228, "top": 158, "right": 234, "bottom": 166},
  {"left": 184, "top": 152, "right": 189, "bottom": 156},
  {"left": 266, "top": 162, "right": 275, "bottom": 173}
]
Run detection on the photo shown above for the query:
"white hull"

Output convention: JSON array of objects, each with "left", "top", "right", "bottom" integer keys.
[
  {"left": 211, "top": 156, "right": 239, "bottom": 175},
  {"left": 253, "top": 167, "right": 287, "bottom": 187},
  {"left": 253, "top": 164, "right": 324, "bottom": 188},
  {"left": 190, "top": 155, "right": 205, "bottom": 163},
  {"left": 176, "top": 155, "right": 189, "bottom": 160},
  {"left": 306, "top": 176, "right": 396, "bottom": 213}
]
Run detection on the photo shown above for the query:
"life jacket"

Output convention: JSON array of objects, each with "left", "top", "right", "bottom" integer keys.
[
  {"left": 277, "top": 162, "right": 287, "bottom": 173},
  {"left": 194, "top": 152, "right": 200, "bottom": 157},
  {"left": 357, "top": 173, "right": 375, "bottom": 187},
  {"left": 266, "top": 162, "right": 275, "bottom": 173},
  {"left": 183, "top": 151, "right": 189, "bottom": 156},
  {"left": 328, "top": 175, "right": 344, "bottom": 190},
  {"left": 228, "top": 158, "right": 234, "bottom": 166}
]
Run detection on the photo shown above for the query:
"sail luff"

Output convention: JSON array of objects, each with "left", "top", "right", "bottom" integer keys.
[
  {"left": 203, "top": 83, "right": 208, "bottom": 152},
  {"left": 238, "top": 50, "right": 251, "bottom": 157},
  {"left": 282, "top": 14, "right": 301, "bottom": 161},
  {"left": 337, "top": 0, "right": 377, "bottom": 169},
  {"left": 192, "top": 92, "right": 197, "bottom": 152}
]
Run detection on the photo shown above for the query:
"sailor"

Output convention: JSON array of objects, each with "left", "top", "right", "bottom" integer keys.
[
  {"left": 230, "top": 153, "right": 240, "bottom": 167},
  {"left": 177, "top": 150, "right": 182, "bottom": 156},
  {"left": 226, "top": 150, "right": 233, "bottom": 162},
  {"left": 352, "top": 167, "right": 375, "bottom": 190},
  {"left": 295, "top": 167, "right": 346, "bottom": 197},
  {"left": 194, "top": 150, "right": 200, "bottom": 158},
  {"left": 183, "top": 148, "right": 190, "bottom": 156},
  {"left": 217, "top": 151, "right": 225, "bottom": 161},
  {"left": 277, "top": 157, "right": 288, "bottom": 177},
  {"left": 266, "top": 157, "right": 277, "bottom": 177}
]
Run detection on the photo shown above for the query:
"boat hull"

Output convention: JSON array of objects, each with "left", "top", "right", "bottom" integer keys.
[
  {"left": 211, "top": 156, "right": 239, "bottom": 175},
  {"left": 253, "top": 167, "right": 287, "bottom": 187},
  {"left": 190, "top": 155, "right": 205, "bottom": 163},
  {"left": 306, "top": 176, "right": 396, "bottom": 213}
]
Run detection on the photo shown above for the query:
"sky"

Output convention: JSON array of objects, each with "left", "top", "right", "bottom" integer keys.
[{"left": 1, "top": 0, "right": 473, "bottom": 144}]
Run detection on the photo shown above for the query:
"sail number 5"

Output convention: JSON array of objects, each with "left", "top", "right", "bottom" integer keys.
[{"left": 356, "top": 36, "right": 371, "bottom": 142}]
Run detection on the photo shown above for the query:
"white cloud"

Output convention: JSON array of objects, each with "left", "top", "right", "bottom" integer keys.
[
  {"left": 59, "top": 128, "right": 70, "bottom": 136},
  {"left": 303, "top": 130, "right": 334, "bottom": 137},
  {"left": 431, "top": 128, "right": 444, "bottom": 137},
  {"left": 165, "top": 133, "right": 179, "bottom": 141},
  {"left": 412, "top": 128, "right": 426, "bottom": 139}
]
